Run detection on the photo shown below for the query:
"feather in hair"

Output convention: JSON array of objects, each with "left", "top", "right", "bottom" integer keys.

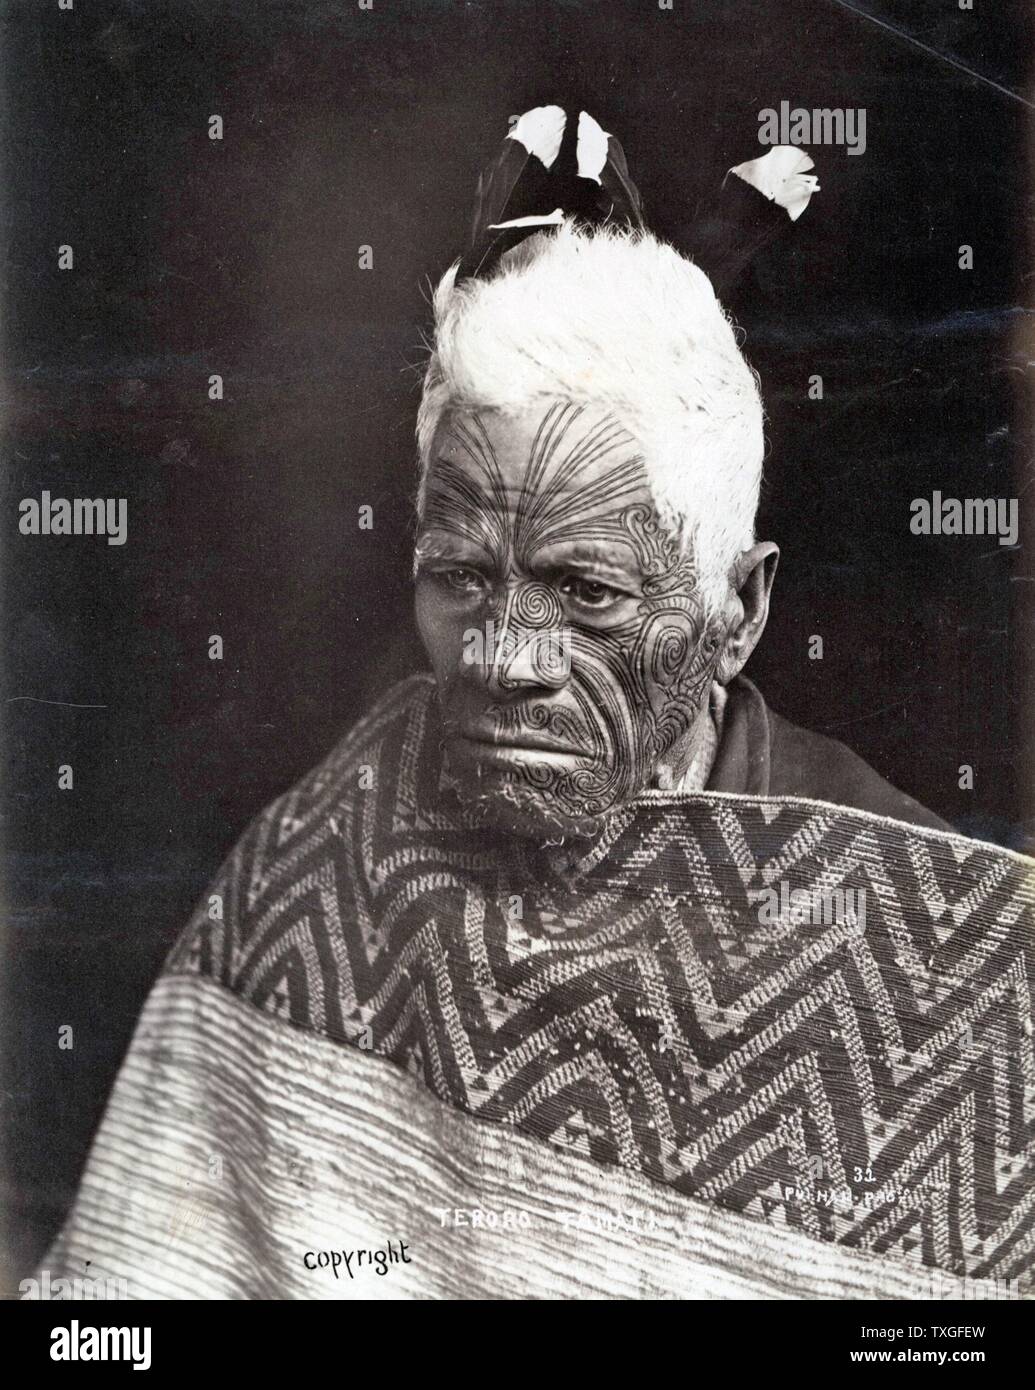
[
  {"left": 460, "top": 105, "right": 566, "bottom": 280},
  {"left": 679, "top": 145, "right": 819, "bottom": 295},
  {"left": 458, "top": 104, "right": 645, "bottom": 282}
]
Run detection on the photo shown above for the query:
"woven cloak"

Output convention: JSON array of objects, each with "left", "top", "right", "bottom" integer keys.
[{"left": 43, "top": 677, "right": 1035, "bottom": 1299}]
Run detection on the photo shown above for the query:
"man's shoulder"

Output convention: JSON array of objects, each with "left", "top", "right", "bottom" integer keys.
[
  {"left": 291, "top": 673, "right": 437, "bottom": 804},
  {"left": 764, "top": 700, "right": 953, "bottom": 834},
  {"left": 241, "top": 671, "right": 443, "bottom": 865},
  {"left": 167, "top": 673, "right": 440, "bottom": 989}
]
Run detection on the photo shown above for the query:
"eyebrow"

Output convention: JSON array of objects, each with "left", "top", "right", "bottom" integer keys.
[
  {"left": 414, "top": 530, "right": 494, "bottom": 562},
  {"left": 415, "top": 531, "right": 644, "bottom": 583},
  {"left": 532, "top": 539, "right": 641, "bottom": 575}
]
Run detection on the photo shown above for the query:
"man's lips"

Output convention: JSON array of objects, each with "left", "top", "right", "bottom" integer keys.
[{"left": 447, "top": 726, "right": 586, "bottom": 758}]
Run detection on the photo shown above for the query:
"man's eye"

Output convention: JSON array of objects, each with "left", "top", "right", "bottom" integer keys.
[
  {"left": 440, "top": 567, "right": 485, "bottom": 594},
  {"left": 559, "top": 576, "right": 621, "bottom": 608}
]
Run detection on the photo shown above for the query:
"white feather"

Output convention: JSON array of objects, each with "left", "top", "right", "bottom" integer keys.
[
  {"left": 728, "top": 145, "right": 820, "bottom": 222},
  {"left": 488, "top": 209, "right": 564, "bottom": 231},
  {"left": 576, "top": 111, "right": 611, "bottom": 184},
  {"left": 507, "top": 105, "right": 566, "bottom": 170}
]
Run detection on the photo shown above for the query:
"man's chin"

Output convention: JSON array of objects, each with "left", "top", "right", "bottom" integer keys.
[{"left": 443, "top": 754, "right": 610, "bottom": 841}]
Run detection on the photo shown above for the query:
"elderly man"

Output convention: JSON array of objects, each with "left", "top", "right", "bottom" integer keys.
[
  {"left": 413, "top": 223, "right": 947, "bottom": 837},
  {"left": 42, "top": 112, "right": 1032, "bottom": 1301}
]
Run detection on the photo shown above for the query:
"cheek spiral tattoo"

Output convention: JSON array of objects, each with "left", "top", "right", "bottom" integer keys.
[{"left": 422, "top": 401, "right": 725, "bottom": 835}]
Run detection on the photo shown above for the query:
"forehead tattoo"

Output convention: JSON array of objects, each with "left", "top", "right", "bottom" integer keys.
[
  {"left": 423, "top": 401, "right": 649, "bottom": 564},
  {"left": 420, "top": 401, "right": 724, "bottom": 836}
]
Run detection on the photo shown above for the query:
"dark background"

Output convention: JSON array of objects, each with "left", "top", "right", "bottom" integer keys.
[{"left": 2, "top": 0, "right": 1033, "bottom": 1289}]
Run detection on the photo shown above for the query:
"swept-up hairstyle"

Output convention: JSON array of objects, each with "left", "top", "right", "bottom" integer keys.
[
  {"left": 416, "top": 219, "right": 765, "bottom": 611},
  {"left": 416, "top": 107, "right": 818, "bottom": 610}
]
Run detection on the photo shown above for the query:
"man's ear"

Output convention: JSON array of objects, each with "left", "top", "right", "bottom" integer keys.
[{"left": 715, "top": 541, "right": 779, "bottom": 684}]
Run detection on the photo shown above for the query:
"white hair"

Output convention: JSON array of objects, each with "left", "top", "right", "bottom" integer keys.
[{"left": 416, "top": 220, "right": 765, "bottom": 610}]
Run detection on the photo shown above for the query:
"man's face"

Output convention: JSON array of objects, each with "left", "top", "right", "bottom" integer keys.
[{"left": 414, "top": 400, "right": 723, "bottom": 838}]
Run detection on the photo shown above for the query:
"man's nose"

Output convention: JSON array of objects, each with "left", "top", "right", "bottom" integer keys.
[{"left": 475, "top": 585, "right": 571, "bottom": 697}]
